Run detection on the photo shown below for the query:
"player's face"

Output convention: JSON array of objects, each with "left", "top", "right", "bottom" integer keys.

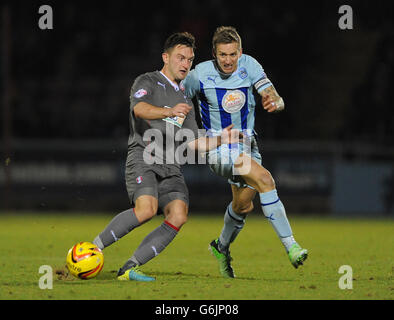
[
  {"left": 162, "top": 45, "right": 195, "bottom": 83},
  {"left": 215, "top": 42, "right": 242, "bottom": 74}
]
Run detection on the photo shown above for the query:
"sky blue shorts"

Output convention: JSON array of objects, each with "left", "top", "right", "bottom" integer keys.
[{"left": 207, "top": 137, "right": 262, "bottom": 189}]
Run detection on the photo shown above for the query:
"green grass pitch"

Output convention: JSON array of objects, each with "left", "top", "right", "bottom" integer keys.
[{"left": 0, "top": 212, "right": 392, "bottom": 300}]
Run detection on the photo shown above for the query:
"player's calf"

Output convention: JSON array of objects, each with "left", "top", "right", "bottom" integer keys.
[{"left": 254, "top": 169, "right": 276, "bottom": 193}]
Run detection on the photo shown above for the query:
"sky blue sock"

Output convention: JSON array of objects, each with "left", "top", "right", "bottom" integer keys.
[{"left": 260, "top": 189, "right": 293, "bottom": 241}]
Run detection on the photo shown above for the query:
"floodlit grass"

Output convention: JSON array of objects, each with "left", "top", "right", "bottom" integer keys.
[{"left": 0, "top": 212, "right": 392, "bottom": 300}]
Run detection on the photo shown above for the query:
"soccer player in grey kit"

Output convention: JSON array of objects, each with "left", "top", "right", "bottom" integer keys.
[{"left": 92, "top": 32, "right": 240, "bottom": 281}]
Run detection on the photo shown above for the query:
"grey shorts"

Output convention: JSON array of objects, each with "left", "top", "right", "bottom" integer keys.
[{"left": 125, "top": 161, "right": 189, "bottom": 213}]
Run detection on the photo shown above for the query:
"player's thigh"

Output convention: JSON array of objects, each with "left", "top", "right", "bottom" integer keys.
[
  {"left": 231, "top": 184, "right": 256, "bottom": 215},
  {"left": 234, "top": 153, "right": 275, "bottom": 193},
  {"left": 126, "top": 164, "right": 159, "bottom": 200},
  {"left": 158, "top": 174, "right": 189, "bottom": 227},
  {"left": 158, "top": 174, "right": 189, "bottom": 209},
  {"left": 163, "top": 199, "right": 189, "bottom": 229},
  {"left": 125, "top": 164, "right": 160, "bottom": 222}
]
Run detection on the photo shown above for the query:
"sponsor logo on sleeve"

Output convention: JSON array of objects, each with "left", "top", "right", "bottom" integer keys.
[{"left": 134, "top": 89, "right": 148, "bottom": 98}]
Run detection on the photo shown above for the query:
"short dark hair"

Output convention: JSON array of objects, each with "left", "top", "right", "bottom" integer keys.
[
  {"left": 212, "top": 26, "right": 242, "bottom": 53},
  {"left": 163, "top": 32, "right": 196, "bottom": 53}
]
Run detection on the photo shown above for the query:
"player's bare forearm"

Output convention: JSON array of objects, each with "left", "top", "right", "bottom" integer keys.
[
  {"left": 133, "top": 102, "right": 171, "bottom": 120},
  {"left": 188, "top": 124, "right": 241, "bottom": 152},
  {"left": 261, "top": 85, "right": 285, "bottom": 113},
  {"left": 134, "top": 102, "right": 192, "bottom": 120},
  {"left": 188, "top": 136, "right": 221, "bottom": 152}
]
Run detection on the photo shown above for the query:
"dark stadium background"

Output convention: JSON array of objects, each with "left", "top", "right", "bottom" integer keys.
[{"left": 1, "top": 0, "right": 393, "bottom": 216}]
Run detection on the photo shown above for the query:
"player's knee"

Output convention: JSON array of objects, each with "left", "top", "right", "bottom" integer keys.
[
  {"left": 256, "top": 170, "right": 275, "bottom": 192},
  {"left": 176, "top": 213, "right": 188, "bottom": 228},
  {"left": 134, "top": 196, "right": 158, "bottom": 223},
  {"left": 166, "top": 209, "right": 188, "bottom": 229},
  {"left": 135, "top": 206, "right": 156, "bottom": 223}
]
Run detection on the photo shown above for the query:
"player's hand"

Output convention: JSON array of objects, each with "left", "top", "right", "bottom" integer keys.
[
  {"left": 221, "top": 124, "right": 243, "bottom": 145},
  {"left": 262, "top": 95, "right": 279, "bottom": 113},
  {"left": 262, "top": 95, "right": 285, "bottom": 113},
  {"left": 169, "top": 103, "right": 192, "bottom": 118}
]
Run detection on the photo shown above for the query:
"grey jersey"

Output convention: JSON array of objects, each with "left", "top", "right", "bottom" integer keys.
[{"left": 127, "top": 71, "right": 200, "bottom": 168}]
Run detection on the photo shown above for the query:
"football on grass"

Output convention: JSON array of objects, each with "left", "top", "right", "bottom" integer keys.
[{"left": 66, "top": 242, "right": 104, "bottom": 279}]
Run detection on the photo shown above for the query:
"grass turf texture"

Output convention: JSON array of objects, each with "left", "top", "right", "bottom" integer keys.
[{"left": 0, "top": 212, "right": 392, "bottom": 300}]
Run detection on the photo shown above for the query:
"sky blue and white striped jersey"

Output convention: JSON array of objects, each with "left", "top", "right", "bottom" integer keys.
[{"left": 183, "top": 54, "right": 272, "bottom": 135}]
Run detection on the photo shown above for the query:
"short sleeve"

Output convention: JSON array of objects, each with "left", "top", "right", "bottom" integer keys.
[
  {"left": 246, "top": 55, "right": 272, "bottom": 94},
  {"left": 129, "top": 74, "right": 154, "bottom": 110},
  {"left": 182, "top": 69, "right": 200, "bottom": 99}
]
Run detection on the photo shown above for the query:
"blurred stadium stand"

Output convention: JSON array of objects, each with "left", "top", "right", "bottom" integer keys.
[{"left": 1, "top": 1, "right": 393, "bottom": 216}]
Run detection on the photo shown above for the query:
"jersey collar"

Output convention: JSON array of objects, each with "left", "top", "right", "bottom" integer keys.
[
  {"left": 213, "top": 60, "right": 235, "bottom": 80},
  {"left": 159, "top": 71, "right": 180, "bottom": 92}
]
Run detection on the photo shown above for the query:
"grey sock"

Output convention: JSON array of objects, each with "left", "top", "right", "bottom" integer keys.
[
  {"left": 132, "top": 221, "right": 178, "bottom": 266},
  {"left": 93, "top": 208, "right": 140, "bottom": 249}
]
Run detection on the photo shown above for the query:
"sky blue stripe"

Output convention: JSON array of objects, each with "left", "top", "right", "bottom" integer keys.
[{"left": 199, "top": 81, "right": 211, "bottom": 130}]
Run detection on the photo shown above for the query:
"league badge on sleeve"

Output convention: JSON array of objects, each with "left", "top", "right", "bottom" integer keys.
[{"left": 134, "top": 89, "right": 148, "bottom": 98}]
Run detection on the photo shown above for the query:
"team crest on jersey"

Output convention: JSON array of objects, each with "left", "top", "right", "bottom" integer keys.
[
  {"left": 222, "top": 90, "right": 246, "bottom": 113},
  {"left": 238, "top": 67, "right": 248, "bottom": 80},
  {"left": 134, "top": 89, "right": 148, "bottom": 98},
  {"left": 136, "top": 176, "right": 143, "bottom": 184}
]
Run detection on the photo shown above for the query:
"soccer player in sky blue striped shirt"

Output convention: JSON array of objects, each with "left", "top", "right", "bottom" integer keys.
[{"left": 183, "top": 26, "right": 308, "bottom": 278}]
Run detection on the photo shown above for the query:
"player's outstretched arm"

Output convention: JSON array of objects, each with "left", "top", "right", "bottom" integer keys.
[
  {"left": 188, "top": 124, "right": 242, "bottom": 152},
  {"left": 261, "top": 85, "right": 285, "bottom": 113},
  {"left": 134, "top": 102, "right": 192, "bottom": 120}
]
